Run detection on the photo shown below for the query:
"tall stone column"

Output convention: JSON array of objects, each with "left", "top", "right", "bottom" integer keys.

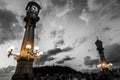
[{"left": 12, "top": 1, "right": 41, "bottom": 80}]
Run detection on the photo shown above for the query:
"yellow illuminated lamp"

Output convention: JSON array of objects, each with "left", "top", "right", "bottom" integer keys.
[{"left": 7, "top": 45, "right": 43, "bottom": 61}]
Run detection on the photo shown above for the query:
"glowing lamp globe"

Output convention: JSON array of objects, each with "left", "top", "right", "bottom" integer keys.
[
  {"left": 9, "top": 46, "right": 15, "bottom": 51},
  {"left": 36, "top": 53, "right": 40, "bottom": 56},
  {"left": 109, "top": 63, "right": 113, "bottom": 66},
  {"left": 34, "top": 47, "right": 39, "bottom": 52},
  {"left": 16, "top": 53, "right": 20, "bottom": 56},
  {"left": 39, "top": 51, "right": 43, "bottom": 55},
  {"left": 97, "top": 64, "right": 101, "bottom": 68},
  {"left": 26, "top": 44, "right": 31, "bottom": 49},
  {"left": 102, "top": 63, "right": 105, "bottom": 66}
]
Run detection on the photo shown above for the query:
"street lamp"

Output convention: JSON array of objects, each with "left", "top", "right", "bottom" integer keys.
[
  {"left": 95, "top": 38, "right": 113, "bottom": 69},
  {"left": 8, "top": 1, "right": 41, "bottom": 80},
  {"left": 7, "top": 46, "right": 15, "bottom": 57},
  {"left": 95, "top": 38, "right": 113, "bottom": 80},
  {"left": 7, "top": 45, "right": 43, "bottom": 61}
]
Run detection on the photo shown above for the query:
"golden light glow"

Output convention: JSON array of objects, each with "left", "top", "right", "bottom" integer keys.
[
  {"left": 16, "top": 53, "right": 20, "bottom": 56},
  {"left": 26, "top": 44, "right": 31, "bottom": 50},
  {"left": 97, "top": 62, "right": 113, "bottom": 69},
  {"left": 39, "top": 51, "right": 43, "bottom": 55},
  {"left": 36, "top": 53, "right": 40, "bottom": 56},
  {"left": 101, "top": 62, "right": 108, "bottom": 68},
  {"left": 97, "top": 64, "right": 101, "bottom": 68},
  {"left": 109, "top": 63, "right": 113, "bottom": 66},
  {"left": 8, "top": 45, "right": 43, "bottom": 61},
  {"left": 7, "top": 46, "right": 15, "bottom": 52},
  {"left": 9, "top": 50, "right": 43, "bottom": 61},
  {"left": 7, "top": 46, "right": 15, "bottom": 57}
]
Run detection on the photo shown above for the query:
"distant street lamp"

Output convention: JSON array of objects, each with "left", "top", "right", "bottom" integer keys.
[{"left": 95, "top": 38, "right": 113, "bottom": 80}]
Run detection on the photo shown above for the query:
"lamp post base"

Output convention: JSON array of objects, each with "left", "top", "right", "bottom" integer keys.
[{"left": 12, "top": 73, "right": 34, "bottom": 80}]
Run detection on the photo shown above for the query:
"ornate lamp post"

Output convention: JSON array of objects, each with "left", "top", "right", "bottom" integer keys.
[
  {"left": 95, "top": 38, "right": 113, "bottom": 80},
  {"left": 7, "top": 1, "right": 41, "bottom": 80}
]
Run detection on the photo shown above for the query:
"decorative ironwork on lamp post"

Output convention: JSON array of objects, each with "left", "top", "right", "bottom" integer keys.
[
  {"left": 7, "top": 1, "right": 42, "bottom": 80},
  {"left": 95, "top": 38, "right": 113, "bottom": 80}
]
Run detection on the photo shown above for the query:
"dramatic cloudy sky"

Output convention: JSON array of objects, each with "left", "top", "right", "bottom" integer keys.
[{"left": 0, "top": 0, "right": 120, "bottom": 72}]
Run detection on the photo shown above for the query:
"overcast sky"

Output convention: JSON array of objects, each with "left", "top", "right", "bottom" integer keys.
[{"left": 0, "top": 0, "right": 120, "bottom": 71}]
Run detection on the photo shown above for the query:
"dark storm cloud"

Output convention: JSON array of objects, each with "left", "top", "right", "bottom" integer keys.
[
  {"left": 92, "top": 0, "right": 109, "bottom": 6},
  {"left": 54, "top": 39, "right": 64, "bottom": 48},
  {"left": 38, "top": 48, "right": 63, "bottom": 65},
  {"left": 110, "top": 14, "right": 120, "bottom": 20},
  {"left": 0, "top": 9, "right": 23, "bottom": 44},
  {"left": 50, "top": 0, "right": 87, "bottom": 10},
  {"left": 72, "top": 0, "right": 87, "bottom": 10},
  {"left": 108, "top": 38, "right": 113, "bottom": 41},
  {"left": 63, "top": 56, "right": 75, "bottom": 61},
  {"left": 0, "top": 0, "right": 7, "bottom": 8},
  {"left": 79, "top": 0, "right": 120, "bottom": 24},
  {"left": 102, "top": 27, "right": 111, "bottom": 32},
  {"left": 0, "top": 66, "right": 15, "bottom": 77},
  {"left": 50, "top": 30, "right": 57, "bottom": 38},
  {"left": 47, "top": 48, "right": 63, "bottom": 55},
  {"left": 50, "top": 27, "right": 65, "bottom": 48},
  {"left": 47, "top": 57, "right": 56, "bottom": 61},
  {"left": 41, "top": 37, "right": 87, "bottom": 64},
  {"left": 35, "top": 23, "right": 43, "bottom": 41},
  {"left": 62, "top": 47, "right": 73, "bottom": 52},
  {"left": 51, "top": 0, "right": 67, "bottom": 8},
  {"left": 40, "top": 0, "right": 88, "bottom": 17},
  {"left": 38, "top": 48, "right": 64, "bottom": 65},
  {"left": 50, "top": 28, "right": 65, "bottom": 38},
  {"left": 37, "top": 46, "right": 73, "bottom": 65},
  {"left": 56, "top": 56, "right": 75, "bottom": 64},
  {"left": 54, "top": 0, "right": 88, "bottom": 16},
  {"left": 87, "top": 0, "right": 111, "bottom": 11},
  {"left": 107, "top": 0, "right": 120, "bottom": 20},
  {"left": 46, "top": 47, "right": 73, "bottom": 56},
  {"left": 39, "top": 0, "right": 67, "bottom": 17},
  {"left": 56, "top": 60, "right": 64, "bottom": 64},
  {"left": 72, "top": 37, "right": 86, "bottom": 48},
  {"left": 78, "top": 64, "right": 82, "bottom": 66},
  {"left": 84, "top": 56, "right": 99, "bottom": 67},
  {"left": 86, "top": 0, "right": 120, "bottom": 20},
  {"left": 104, "top": 43, "right": 120, "bottom": 64}
]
